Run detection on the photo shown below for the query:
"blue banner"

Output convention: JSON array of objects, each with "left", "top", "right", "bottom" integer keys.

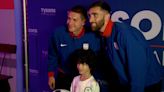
[{"left": 27, "top": 0, "right": 164, "bottom": 91}]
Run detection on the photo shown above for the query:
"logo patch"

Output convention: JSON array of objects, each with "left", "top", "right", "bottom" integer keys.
[
  {"left": 114, "top": 42, "right": 119, "bottom": 50},
  {"left": 83, "top": 43, "right": 89, "bottom": 50},
  {"left": 60, "top": 43, "right": 67, "bottom": 47}
]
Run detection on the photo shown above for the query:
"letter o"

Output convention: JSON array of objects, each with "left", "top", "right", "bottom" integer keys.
[
  {"left": 111, "top": 11, "right": 129, "bottom": 22},
  {"left": 131, "top": 10, "right": 162, "bottom": 40}
]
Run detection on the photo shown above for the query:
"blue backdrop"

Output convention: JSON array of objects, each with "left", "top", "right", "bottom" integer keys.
[{"left": 27, "top": 0, "right": 164, "bottom": 91}]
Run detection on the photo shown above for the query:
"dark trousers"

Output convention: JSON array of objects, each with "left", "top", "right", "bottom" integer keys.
[
  {"left": 55, "top": 72, "right": 73, "bottom": 90},
  {"left": 145, "top": 81, "right": 162, "bottom": 92}
]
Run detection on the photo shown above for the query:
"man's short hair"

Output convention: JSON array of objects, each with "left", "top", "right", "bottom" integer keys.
[
  {"left": 69, "top": 5, "right": 87, "bottom": 20},
  {"left": 89, "top": 1, "right": 111, "bottom": 13}
]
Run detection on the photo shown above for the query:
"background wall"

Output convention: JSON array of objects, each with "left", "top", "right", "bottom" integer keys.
[
  {"left": 0, "top": 0, "right": 15, "bottom": 44},
  {"left": 0, "top": 0, "right": 16, "bottom": 92}
]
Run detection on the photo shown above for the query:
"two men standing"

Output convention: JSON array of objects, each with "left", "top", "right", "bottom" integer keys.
[{"left": 48, "top": 1, "right": 161, "bottom": 92}]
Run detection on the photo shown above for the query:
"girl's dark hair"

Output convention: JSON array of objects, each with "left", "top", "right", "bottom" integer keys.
[{"left": 75, "top": 48, "right": 97, "bottom": 74}]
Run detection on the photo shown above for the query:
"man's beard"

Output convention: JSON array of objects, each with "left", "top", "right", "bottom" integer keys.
[{"left": 91, "top": 18, "right": 104, "bottom": 32}]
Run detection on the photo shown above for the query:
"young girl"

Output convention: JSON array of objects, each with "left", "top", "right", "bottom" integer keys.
[{"left": 70, "top": 48, "right": 100, "bottom": 92}]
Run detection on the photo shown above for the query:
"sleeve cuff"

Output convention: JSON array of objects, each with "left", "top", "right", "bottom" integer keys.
[{"left": 48, "top": 72, "right": 55, "bottom": 77}]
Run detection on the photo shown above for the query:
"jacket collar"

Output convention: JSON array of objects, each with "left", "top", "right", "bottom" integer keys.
[
  {"left": 101, "top": 19, "right": 114, "bottom": 38},
  {"left": 69, "top": 28, "right": 85, "bottom": 39}
]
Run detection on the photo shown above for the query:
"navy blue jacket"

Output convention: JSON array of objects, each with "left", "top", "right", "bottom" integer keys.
[
  {"left": 105, "top": 22, "right": 161, "bottom": 92},
  {"left": 48, "top": 26, "right": 100, "bottom": 77}
]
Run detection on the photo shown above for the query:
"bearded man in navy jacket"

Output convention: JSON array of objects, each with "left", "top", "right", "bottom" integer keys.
[{"left": 88, "top": 1, "right": 161, "bottom": 92}]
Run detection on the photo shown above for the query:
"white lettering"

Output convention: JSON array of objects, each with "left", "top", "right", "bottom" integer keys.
[
  {"left": 154, "top": 51, "right": 161, "bottom": 65},
  {"left": 29, "top": 68, "right": 39, "bottom": 74},
  {"left": 163, "top": 24, "right": 164, "bottom": 41},
  {"left": 111, "top": 11, "right": 129, "bottom": 22},
  {"left": 163, "top": 51, "right": 164, "bottom": 66},
  {"left": 28, "top": 28, "right": 38, "bottom": 33},
  {"left": 131, "top": 10, "right": 162, "bottom": 40},
  {"left": 41, "top": 8, "right": 56, "bottom": 14}
]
